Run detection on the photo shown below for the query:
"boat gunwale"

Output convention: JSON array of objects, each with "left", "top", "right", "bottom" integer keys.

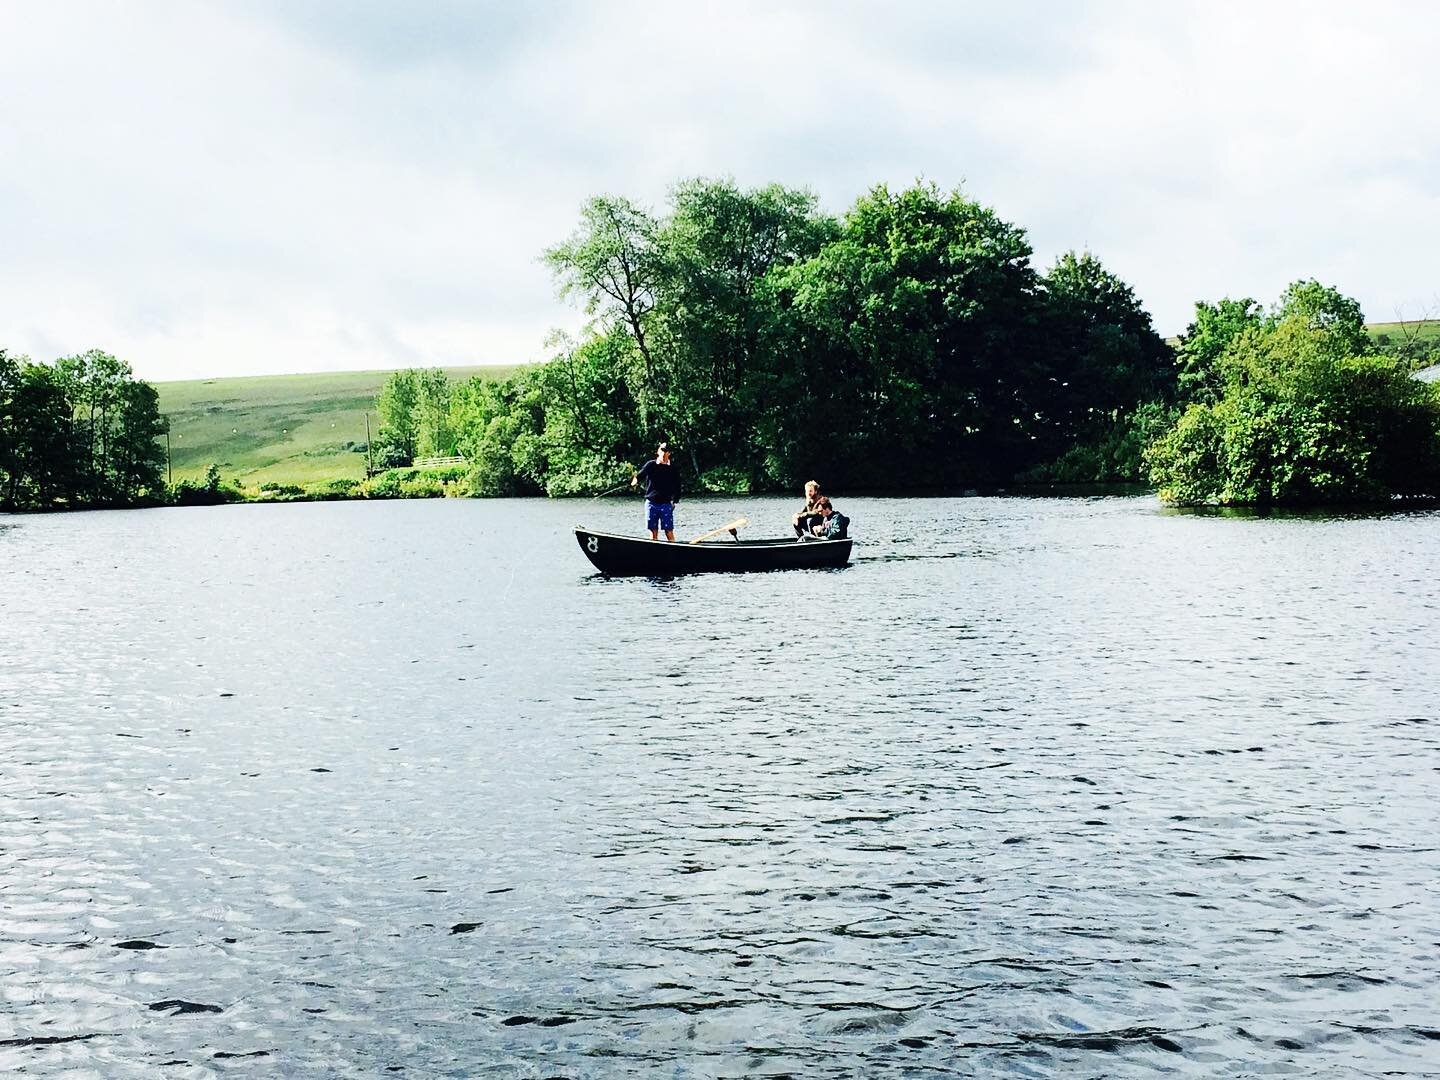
[{"left": 574, "top": 526, "right": 852, "bottom": 550}]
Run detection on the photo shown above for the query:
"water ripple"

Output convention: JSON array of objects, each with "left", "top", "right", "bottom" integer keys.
[{"left": 1, "top": 496, "right": 1437, "bottom": 1075}]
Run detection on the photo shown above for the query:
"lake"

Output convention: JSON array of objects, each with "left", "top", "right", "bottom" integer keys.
[{"left": 1, "top": 495, "right": 1437, "bottom": 1077}]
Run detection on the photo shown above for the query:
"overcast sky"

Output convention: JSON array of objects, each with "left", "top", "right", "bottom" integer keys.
[{"left": 3, "top": 1, "right": 1438, "bottom": 381}]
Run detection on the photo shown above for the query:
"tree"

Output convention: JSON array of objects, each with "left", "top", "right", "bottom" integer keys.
[
  {"left": 1032, "top": 251, "right": 1176, "bottom": 476},
  {"left": 523, "top": 177, "right": 1184, "bottom": 496},
  {"left": 0, "top": 349, "right": 19, "bottom": 508},
  {"left": 451, "top": 372, "right": 546, "bottom": 496},
  {"left": 109, "top": 380, "right": 167, "bottom": 501},
  {"left": 414, "top": 368, "right": 455, "bottom": 458},
  {"left": 776, "top": 182, "right": 1044, "bottom": 485},
  {"left": 1272, "top": 279, "right": 1369, "bottom": 356},
  {"left": 6, "top": 361, "right": 76, "bottom": 508},
  {"left": 53, "top": 349, "right": 134, "bottom": 502},
  {"left": 651, "top": 179, "right": 836, "bottom": 480},
  {"left": 545, "top": 180, "right": 835, "bottom": 484},
  {"left": 534, "top": 330, "right": 643, "bottom": 460},
  {"left": 1174, "top": 297, "right": 1264, "bottom": 405},
  {"left": 375, "top": 369, "right": 420, "bottom": 463},
  {"left": 544, "top": 196, "right": 666, "bottom": 421}
]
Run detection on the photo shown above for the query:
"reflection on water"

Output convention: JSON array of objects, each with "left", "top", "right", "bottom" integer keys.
[{"left": 1, "top": 496, "right": 1438, "bottom": 1076}]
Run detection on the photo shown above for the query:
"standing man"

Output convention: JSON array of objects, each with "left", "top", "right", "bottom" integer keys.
[{"left": 632, "top": 441, "right": 681, "bottom": 541}]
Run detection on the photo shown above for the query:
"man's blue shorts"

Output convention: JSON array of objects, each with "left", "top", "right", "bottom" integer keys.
[{"left": 646, "top": 500, "right": 674, "bottom": 532}]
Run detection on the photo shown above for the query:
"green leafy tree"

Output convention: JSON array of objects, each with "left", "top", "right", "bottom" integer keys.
[
  {"left": 1032, "top": 251, "right": 1176, "bottom": 477},
  {"left": 1174, "top": 297, "right": 1264, "bottom": 405},
  {"left": 775, "top": 182, "right": 1044, "bottom": 485},
  {"left": 451, "top": 372, "right": 546, "bottom": 496},
  {"left": 544, "top": 180, "right": 834, "bottom": 485},
  {"left": 1271, "top": 279, "right": 1370, "bottom": 356},
  {"left": 6, "top": 361, "right": 77, "bottom": 508},
  {"left": 534, "top": 330, "right": 643, "bottom": 462},
  {"left": 109, "top": 380, "right": 167, "bottom": 501},
  {"left": 54, "top": 349, "right": 134, "bottom": 502},
  {"left": 518, "top": 177, "right": 1193, "bottom": 497},
  {"left": 414, "top": 368, "right": 455, "bottom": 458},
  {"left": 545, "top": 196, "right": 666, "bottom": 426},
  {"left": 0, "top": 349, "right": 19, "bottom": 508},
  {"left": 375, "top": 369, "right": 420, "bottom": 462},
  {"left": 653, "top": 179, "right": 837, "bottom": 478},
  {"left": 1149, "top": 281, "right": 1440, "bottom": 505}
]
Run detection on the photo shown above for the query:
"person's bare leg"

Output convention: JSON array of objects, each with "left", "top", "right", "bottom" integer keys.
[
  {"left": 649, "top": 529, "right": 659, "bottom": 540},
  {"left": 664, "top": 530, "right": 675, "bottom": 542}
]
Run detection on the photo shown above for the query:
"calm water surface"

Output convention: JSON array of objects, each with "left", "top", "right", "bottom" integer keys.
[{"left": 1, "top": 496, "right": 1437, "bottom": 1077}]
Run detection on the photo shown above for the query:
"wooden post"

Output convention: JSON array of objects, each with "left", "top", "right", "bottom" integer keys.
[
  {"left": 364, "top": 413, "right": 374, "bottom": 476},
  {"left": 165, "top": 429, "right": 172, "bottom": 486}
]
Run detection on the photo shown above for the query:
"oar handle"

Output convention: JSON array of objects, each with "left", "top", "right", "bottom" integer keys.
[{"left": 689, "top": 517, "right": 749, "bottom": 544}]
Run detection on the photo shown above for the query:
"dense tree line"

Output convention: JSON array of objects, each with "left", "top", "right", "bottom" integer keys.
[
  {"left": 375, "top": 179, "right": 1177, "bottom": 496},
  {"left": 8, "top": 182, "right": 1433, "bottom": 515},
  {"left": 370, "top": 179, "right": 1440, "bottom": 507},
  {"left": 0, "top": 348, "right": 167, "bottom": 511}
]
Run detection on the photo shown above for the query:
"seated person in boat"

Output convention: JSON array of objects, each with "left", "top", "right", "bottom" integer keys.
[
  {"left": 809, "top": 497, "right": 849, "bottom": 539},
  {"left": 791, "top": 480, "right": 824, "bottom": 538},
  {"left": 631, "top": 441, "right": 681, "bottom": 541}
]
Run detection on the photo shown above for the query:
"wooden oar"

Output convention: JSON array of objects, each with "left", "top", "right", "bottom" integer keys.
[{"left": 689, "top": 517, "right": 748, "bottom": 544}]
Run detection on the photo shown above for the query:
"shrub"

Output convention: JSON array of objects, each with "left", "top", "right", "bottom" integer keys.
[
  {"left": 258, "top": 482, "right": 306, "bottom": 499},
  {"left": 362, "top": 470, "right": 404, "bottom": 498},
  {"left": 360, "top": 466, "right": 465, "bottom": 499},
  {"left": 399, "top": 475, "right": 446, "bottom": 498},
  {"left": 307, "top": 478, "right": 361, "bottom": 500},
  {"left": 168, "top": 463, "right": 243, "bottom": 506}
]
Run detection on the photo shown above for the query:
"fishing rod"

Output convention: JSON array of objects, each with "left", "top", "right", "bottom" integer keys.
[{"left": 590, "top": 478, "right": 634, "bottom": 500}]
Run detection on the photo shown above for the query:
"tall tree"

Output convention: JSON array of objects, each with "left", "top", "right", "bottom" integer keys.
[
  {"left": 414, "top": 368, "right": 455, "bottom": 458},
  {"left": 0, "top": 349, "right": 21, "bottom": 509},
  {"left": 54, "top": 349, "right": 130, "bottom": 501},
  {"left": 653, "top": 179, "right": 837, "bottom": 479},
  {"left": 1036, "top": 251, "right": 1176, "bottom": 463},
  {"left": 544, "top": 196, "right": 666, "bottom": 424},
  {"left": 6, "top": 362, "right": 76, "bottom": 508},
  {"left": 108, "top": 380, "right": 167, "bottom": 501},
  {"left": 1175, "top": 297, "right": 1264, "bottom": 405},
  {"left": 778, "top": 182, "right": 1043, "bottom": 485},
  {"left": 376, "top": 369, "right": 421, "bottom": 462}
]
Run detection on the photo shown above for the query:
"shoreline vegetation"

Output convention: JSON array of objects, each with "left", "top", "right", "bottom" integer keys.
[{"left": 5, "top": 179, "right": 1440, "bottom": 515}]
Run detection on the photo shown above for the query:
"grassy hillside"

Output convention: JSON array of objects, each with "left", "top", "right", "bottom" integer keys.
[
  {"left": 155, "top": 366, "right": 520, "bottom": 486},
  {"left": 1367, "top": 319, "right": 1440, "bottom": 343}
]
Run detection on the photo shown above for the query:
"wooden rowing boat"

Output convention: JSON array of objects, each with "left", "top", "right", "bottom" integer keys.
[{"left": 575, "top": 527, "right": 852, "bottom": 576}]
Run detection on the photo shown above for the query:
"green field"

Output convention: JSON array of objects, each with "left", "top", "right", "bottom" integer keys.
[
  {"left": 1366, "top": 318, "right": 1440, "bottom": 343},
  {"left": 155, "top": 366, "right": 520, "bottom": 486}
]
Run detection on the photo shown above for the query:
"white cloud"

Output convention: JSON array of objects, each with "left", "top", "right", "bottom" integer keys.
[{"left": 2, "top": 0, "right": 1437, "bottom": 380}]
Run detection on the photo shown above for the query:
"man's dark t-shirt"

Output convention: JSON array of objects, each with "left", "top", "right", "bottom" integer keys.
[{"left": 637, "top": 460, "right": 680, "bottom": 504}]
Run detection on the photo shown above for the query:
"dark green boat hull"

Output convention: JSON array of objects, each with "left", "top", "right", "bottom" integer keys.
[{"left": 575, "top": 527, "right": 852, "bottom": 576}]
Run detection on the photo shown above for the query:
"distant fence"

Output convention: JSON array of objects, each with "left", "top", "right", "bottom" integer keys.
[{"left": 412, "top": 455, "right": 467, "bottom": 468}]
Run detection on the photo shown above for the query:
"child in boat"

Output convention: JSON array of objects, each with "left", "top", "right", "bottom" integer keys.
[{"left": 809, "top": 497, "right": 849, "bottom": 539}]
